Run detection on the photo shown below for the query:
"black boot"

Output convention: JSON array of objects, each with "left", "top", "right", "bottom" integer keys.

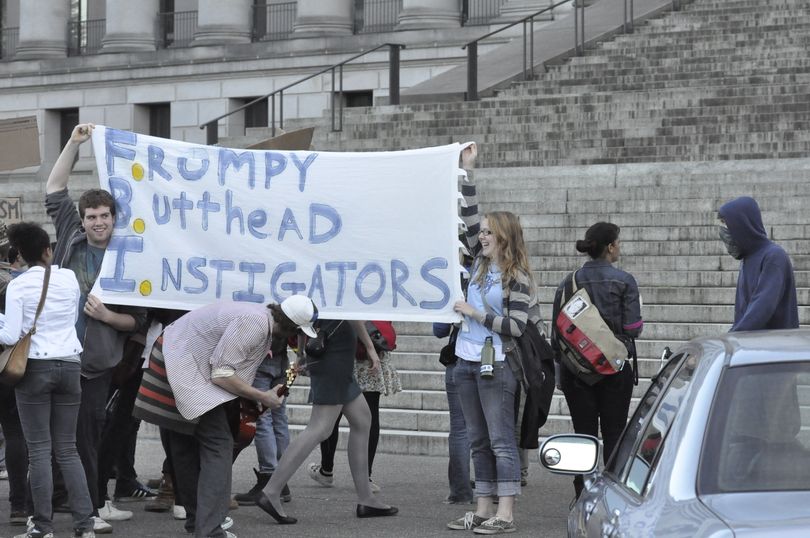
[{"left": 234, "top": 468, "right": 272, "bottom": 506}]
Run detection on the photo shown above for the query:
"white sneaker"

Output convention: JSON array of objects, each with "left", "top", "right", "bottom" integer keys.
[
  {"left": 14, "top": 531, "right": 53, "bottom": 538},
  {"left": 76, "top": 531, "right": 96, "bottom": 538},
  {"left": 92, "top": 516, "right": 113, "bottom": 534},
  {"left": 221, "top": 516, "right": 234, "bottom": 530},
  {"left": 98, "top": 500, "right": 133, "bottom": 521},
  {"left": 225, "top": 532, "right": 237, "bottom": 538},
  {"left": 0, "top": 469, "right": 8, "bottom": 479},
  {"left": 369, "top": 479, "right": 381, "bottom": 493},
  {"left": 307, "top": 462, "right": 334, "bottom": 487},
  {"left": 172, "top": 504, "right": 187, "bottom": 520}
]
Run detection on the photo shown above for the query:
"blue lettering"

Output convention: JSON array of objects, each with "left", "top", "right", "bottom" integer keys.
[
  {"left": 105, "top": 128, "right": 136, "bottom": 176},
  {"left": 270, "top": 262, "right": 305, "bottom": 303},
  {"left": 152, "top": 195, "right": 171, "bottom": 225},
  {"left": 184, "top": 257, "right": 208, "bottom": 294},
  {"left": 172, "top": 191, "right": 193, "bottom": 230},
  {"left": 391, "top": 259, "right": 417, "bottom": 307},
  {"left": 178, "top": 147, "right": 210, "bottom": 181},
  {"left": 309, "top": 203, "right": 342, "bottom": 244},
  {"left": 226, "top": 190, "right": 244, "bottom": 235},
  {"left": 108, "top": 177, "right": 132, "bottom": 229},
  {"left": 248, "top": 209, "right": 268, "bottom": 239},
  {"left": 324, "top": 261, "right": 357, "bottom": 307},
  {"left": 209, "top": 259, "right": 234, "bottom": 299},
  {"left": 355, "top": 263, "right": 386, "bottom": 305},
  {"left": 98, "top": 235, "right": 143, "bottom": 293},
  {"left": 419, "top": 257, "right": 450, "bottom": 310},
  {"left": 148, "top": 145, "right": 172, "bottom": 182},
  {"left": 219, "top": 148, "right": 256, "bottom": 188},
  {"left": 290, "top": 153, "right": 318, "bottom": 192},
  {"left": 161, "top": 258, "right": 182, "bottom": 291},
  {"left": 233, "top": 262, "right": 266, "bottom": 303},
  {"left": 197, "top": 191, "right": 221, "bottom": 231},
  {"left": 308, "top": 264, "right": 326, "bottom": 306},
  {"left": 278, "top": 208, "right": 303, "bottom": 241},
  {"left": 264, "top": 152, "right": 287, "bottom": 188}
]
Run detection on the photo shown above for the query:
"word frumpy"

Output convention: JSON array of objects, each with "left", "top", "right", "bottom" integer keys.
[{"left": 90, "top": 126, "right": 465, "bottom": 321}]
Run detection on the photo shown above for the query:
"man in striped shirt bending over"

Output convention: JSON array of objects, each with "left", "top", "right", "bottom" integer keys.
[{"left": 161, "top": 295, "right": 318, "bottom": 538}]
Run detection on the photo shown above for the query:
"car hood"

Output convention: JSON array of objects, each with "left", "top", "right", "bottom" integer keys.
[{"left": 701, "top": 492, "right": 810, "bottom": 536}]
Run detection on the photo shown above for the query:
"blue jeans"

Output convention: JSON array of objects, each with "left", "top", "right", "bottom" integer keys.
[
  {"left": 455, "top": 358, "right": 521, "bottom": 498},
  {"left": 252, "top": 361, "right": 289, "bottom": 473},
  {"left": 445, "top": 362, "right": 473, "bottom": 502},
  {"left": 15, "top": 359, "right": 93, "bottom": 534}
]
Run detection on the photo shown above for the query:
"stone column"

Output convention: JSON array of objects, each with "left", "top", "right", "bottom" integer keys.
[
  {"left": 193, "top": 0, "right": 253, "bottom": 45},
  {"left": 294, "top": 0, "right": 353, "bottom": 36},
  {"left": 398, "top": 0, "right": 460, "bottom": 30},
  {"left": 102, "top": 0, "right": 159, "bottom": 52},
  {"left": 15, "top": 0, "right": 69, "bottom": 59}
]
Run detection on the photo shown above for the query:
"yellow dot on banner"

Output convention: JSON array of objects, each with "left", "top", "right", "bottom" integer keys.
[
  {"left": 132, "top": 163, "right": 145, "bottom": 181},
  {"left": 139, "top": 280, "right": 152, "bottom": 296},
  {"left": 133, "top": 218, "right": 146, "bottom": 234}
]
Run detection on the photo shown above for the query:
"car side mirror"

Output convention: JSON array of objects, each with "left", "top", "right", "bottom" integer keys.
[{"left": 539, "top": 434, "right": 600, "bottom": 475}]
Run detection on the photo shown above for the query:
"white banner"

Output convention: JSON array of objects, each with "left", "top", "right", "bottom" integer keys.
[{"left": 89, "top": 126, "right": 465, "bottom": 322}]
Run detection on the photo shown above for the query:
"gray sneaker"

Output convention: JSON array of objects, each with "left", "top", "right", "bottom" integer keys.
[
  {"left": 306, "top": 463, "right": 334, "bottom": 487},
  {"left": 447, "top": 511, "right": 488, "bottom": 530},
  {"left": 473, "top": 517, "right": 517, "bottom": 534}
]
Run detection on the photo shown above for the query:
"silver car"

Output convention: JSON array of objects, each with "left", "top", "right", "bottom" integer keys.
[{"left": 540, "top": 329, "right": 810, "bottom": 537}]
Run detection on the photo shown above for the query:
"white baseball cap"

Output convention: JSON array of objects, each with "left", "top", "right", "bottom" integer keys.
[{"left": 280, "top": 295, "right": 318, "bottom": 337}]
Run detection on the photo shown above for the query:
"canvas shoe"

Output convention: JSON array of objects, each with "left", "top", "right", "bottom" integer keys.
[
  {"left": 221, "top": 516, "right": 234, "bottom": 530},
  {"left": 306, "top": 463, "right": 334, "bottom": 487},
  {"left": 172, "top": 504, "right": 187, "bottom": 520},
  {"left": 113, "top": 481, "right": 157, "bottom": 502},
  {"left": 14, "top": 528, "right": 53, "bottom": 538},
  {"left": 368, "top": 479, "right": 381, "bottom": 493},
  {"left": 447, "top": 512, "right": 488, "bottom": 531},
  {"left": 473, "top": 517, "right": 517, "bottom": 534},
  {"left": 74, "top": 530, "right": 96, "bottom": 538},
  {"left": 92, "top": 516, "right": 113, "bottom": 534},
  {"left": 98, "top": 500, "right": 133, "bottom": 521}
]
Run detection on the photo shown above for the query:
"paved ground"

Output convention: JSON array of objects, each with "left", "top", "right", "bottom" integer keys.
[{"left": 0, "top": 438, "right": 572, "bottom": 537}]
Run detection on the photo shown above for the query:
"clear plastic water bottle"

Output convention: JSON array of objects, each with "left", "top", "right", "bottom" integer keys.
[{"left": 480, "top": 336, "right": 495, "bottom": 379}]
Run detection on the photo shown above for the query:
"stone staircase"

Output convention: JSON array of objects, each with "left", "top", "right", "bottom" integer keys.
[{"left": 225, "top": 0, "right": 810, "bottom": 455}]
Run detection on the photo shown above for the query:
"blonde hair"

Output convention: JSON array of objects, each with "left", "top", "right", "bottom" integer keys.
[{"left": 473, "top": 211, "right": 534, "bottom": 290}]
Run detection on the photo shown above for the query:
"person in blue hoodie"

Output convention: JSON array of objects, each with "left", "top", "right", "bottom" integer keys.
[{"left": 718, "top": 196, "right": 798, "bottom": 331}]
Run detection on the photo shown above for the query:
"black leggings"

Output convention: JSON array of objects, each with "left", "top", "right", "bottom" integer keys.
[{"left": 320, "top": 391, "right": 380, "bottom": 476}]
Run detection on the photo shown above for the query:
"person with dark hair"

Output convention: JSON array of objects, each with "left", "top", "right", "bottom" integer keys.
[
  {"left": 157, "top": 295, "right": 318, "bottom": 538},
  {"left": 446, "top": 143, "right": 541, "bottom": 535},
  {"left": 0, "top": 222, "right": 95, "bottom": 538},
  {"left": 551, "top": 221, "right": 643, "bottom": 500},
  {"left": 257, "top": 317, "right": 398, "bottom": 525},
  {"left": 8, "top": 246, "right": 26, "bottom": 278},
  {"left": 45, "top": 123, "right": 148, "bottom": 532},
  {"left": 718, "top": 197, "right": 798, "bottom": 331}
]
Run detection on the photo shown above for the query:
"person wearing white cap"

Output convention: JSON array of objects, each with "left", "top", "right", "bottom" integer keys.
[{"left": 159, "top": 295, "right": 318, "bottom": 538}]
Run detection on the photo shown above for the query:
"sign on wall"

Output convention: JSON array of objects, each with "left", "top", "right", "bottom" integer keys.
[
  {"left": 0, "top": 197, "right": 22, "bottom": 222},
  {"left": 90, "top": 126, "right": 465, "bottom": 322}
]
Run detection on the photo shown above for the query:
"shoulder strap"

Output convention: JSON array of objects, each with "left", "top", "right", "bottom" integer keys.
[{"left": 30, "top": 265, "right": 51, "bottom": 334}]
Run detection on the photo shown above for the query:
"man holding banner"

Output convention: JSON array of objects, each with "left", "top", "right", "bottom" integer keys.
[{"left": 45, "top": 124, "right": 148, "bottom": 533}]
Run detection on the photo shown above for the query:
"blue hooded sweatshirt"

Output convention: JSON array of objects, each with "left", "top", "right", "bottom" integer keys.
[{"left": 718, "top": 197, "right": 798, "bottom": 331}]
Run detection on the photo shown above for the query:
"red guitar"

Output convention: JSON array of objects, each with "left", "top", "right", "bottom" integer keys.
[{"left": 232, "top": 366, "right": 297, "bottom": 460}]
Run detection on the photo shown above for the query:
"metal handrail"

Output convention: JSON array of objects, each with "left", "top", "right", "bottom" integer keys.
[
  {"left": 461, "top": 0, "right": 570, "bottom": 100},
  {"left": 199, "top": 42, "right": 405, "bottom": 144}
]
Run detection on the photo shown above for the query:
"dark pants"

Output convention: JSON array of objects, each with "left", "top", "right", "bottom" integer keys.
[
  {"left": 319, "top": 391, "right": 380, "bottom": 476},
  {"left": 77, "top": 370, "right": 113, "bottom": 513},
  {"left": 98, "top": 368, "right": 144, "bottom": 499},
  {"left": 15, "top": 359, "right": 93, "bottom": 534},
  {"left": 560, "top": 363, "right": 634, "bottom": 497},
  {"left": 0, "top": 384, "right": 31, "bottom": 514},
  {"left": 169, "top": 405, "right": 233, "bottom": 538}
]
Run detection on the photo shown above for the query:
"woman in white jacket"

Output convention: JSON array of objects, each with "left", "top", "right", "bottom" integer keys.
[{"left": 0, "top": 222, "right": 95, "bottom": 538}]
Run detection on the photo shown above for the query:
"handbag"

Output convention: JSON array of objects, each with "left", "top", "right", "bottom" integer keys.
[
  {"left": 0, "top": 265, "right": 51, "bottom": 386},
  {"left": 304, "top": 320, "right": 343, "bottom": 358},
  {"left": 438, "top": 325, "right": 460, "bottom": 367}
]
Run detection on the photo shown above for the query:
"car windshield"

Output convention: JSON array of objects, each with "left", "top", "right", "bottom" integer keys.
[{"left": 699, "top": 361, "right": 810, "bottom": 494}]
